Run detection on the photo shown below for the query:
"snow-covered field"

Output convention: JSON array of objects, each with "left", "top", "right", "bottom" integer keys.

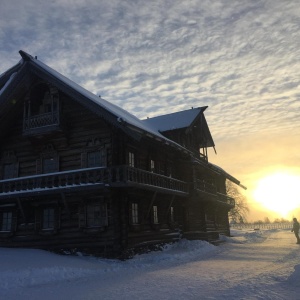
[{"left": 1, "top": 228, "right": 299, "bottom": 300}]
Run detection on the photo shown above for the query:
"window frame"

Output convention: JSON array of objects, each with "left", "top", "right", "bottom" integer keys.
[
  {"left": 131, "top": 203, "right": 139, "bottom": 224},
  {"left": 128, "top": 151, "right": 135, "bottom": 167},
  {"left": 42, "top": 208, "right": 55, "bottom": 230},
  {"left": 153, "top": 205, "right": 159, "bottom": 224},
  {"left": 42, "top": 157, "right": 58, "bottom": 174},
  {"left": 3, "top": 163, "right": 16, "bottom": 179},
  {"left": 170, "top": 206, "right": 174, "bottom": 223},
  {"left": 150, "top": 159, "right": 155, "bottom": 173},
  {"left": 87, "top": 148, "right": 107, "bottom": 168},
  {"left": 0, "top": 151, "right": 19, "bottom": 180},
  {"left": 0, "top": 211, "right": 13, "bottom": 232},
  {"left": 85, "top": 203, "right": 108, "bottom": 228}
]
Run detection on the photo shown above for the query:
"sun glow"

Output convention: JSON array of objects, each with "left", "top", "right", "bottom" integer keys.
[{"left": 253, "top": 172, "right": 300, "bottom": 218}]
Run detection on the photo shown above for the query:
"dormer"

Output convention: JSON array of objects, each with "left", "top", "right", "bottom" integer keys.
[
  {"left": 23, "top": 82, "right": 61, "bottom": 136},
  {"left": 142, "top": 107, "right": 215, "bottom": 160}
]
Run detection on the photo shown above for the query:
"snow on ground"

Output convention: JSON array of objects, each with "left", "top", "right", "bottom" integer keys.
[{"left": 1, "top": 228, "right": 300, "bottom": 300}]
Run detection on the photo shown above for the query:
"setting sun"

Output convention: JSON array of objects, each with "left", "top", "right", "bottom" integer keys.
[{"left": 253, "top": 172, "right": 300, "bottom": 218}]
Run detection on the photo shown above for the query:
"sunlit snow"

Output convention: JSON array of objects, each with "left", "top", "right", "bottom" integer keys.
[{"left": 0, "top": 228, "right": 299, "bottom": 299}]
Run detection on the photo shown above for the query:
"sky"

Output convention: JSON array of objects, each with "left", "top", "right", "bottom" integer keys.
[
  {"left": 1, "top": 0, "right": 300, "bottom": 221},
  {"left": 0, "top": 227, "right": 300, "bottom": 299}
]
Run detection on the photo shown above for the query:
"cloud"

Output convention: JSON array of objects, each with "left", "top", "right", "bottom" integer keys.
[{"left": 1, "top": 1, "right": 300, "bottom": 188}]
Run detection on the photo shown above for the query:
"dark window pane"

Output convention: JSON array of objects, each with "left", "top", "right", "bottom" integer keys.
[
  {"left": 42, "top": 208, "right": 55, "bottom": 229},
  {"left": 1, "top": 212, "right": 13, "bottom": 231},
  {"left": 43, "top": 158, "right": 57, "bottom": 173},
  {"left": 3, "top": 164, "right": 15, "bottom": 179},
  {"left": 87, "top": 150, "right": 106, "bottom": 167}
]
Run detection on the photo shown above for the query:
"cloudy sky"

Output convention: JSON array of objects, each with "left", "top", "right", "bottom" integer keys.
[{"left": 1, "top": 0, "right": 300, "bottom": 220}]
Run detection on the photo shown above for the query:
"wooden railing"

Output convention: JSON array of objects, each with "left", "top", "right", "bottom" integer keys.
[
  {"left": 194, "top": 179, "right": 234, "bottom": 206},
  {"left": 113, "top": 166, "right": 188, "bottom": 193},
  {"left": 23, "top": 111, "right": 60, "bottom": 133},
  {"left": 0, "top": 166, "right": 233, "bottom": 204},
  {"left": 217, "top": 193, "right": 235, "bottom": 207},
  {"left": 0, "top": 166, "right": 188, "bottom": 197},
  {"left": 194, "top": 179, "right": 217, "bottom": 194}
]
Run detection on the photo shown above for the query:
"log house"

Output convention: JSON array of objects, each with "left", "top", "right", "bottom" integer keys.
[{"left": 0, "top": 51, "right": 245, "bottom": 257}]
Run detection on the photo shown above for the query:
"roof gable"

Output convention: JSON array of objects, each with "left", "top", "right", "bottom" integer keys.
[
  {"left": 143, "top": 107, "right": 215, "bottom": 148},
  {"left": 0, "top": 50, "right": 190, "bottom": 154},
  {"left": 0, "top": 50, "right": 244, "bottom": 189},
  {"left": 142, "top": 107, "right": 207, "bottom": 132}
]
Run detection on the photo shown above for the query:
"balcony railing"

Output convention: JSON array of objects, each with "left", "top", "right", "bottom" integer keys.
[
  {"left": 194, "top": 179, "right": 217, "bottom": 195},
  {"left": 23, "top": 111, "right": 60, "bottom": 135},
  {"left": 0, "top": 166, "right": 188, "bottom": 198},
  {"left": 217, "top": 193, "right": 235, "bottom": 207},
  {"left": 194, "top": 179, "right": 234, "bottom": 207}
]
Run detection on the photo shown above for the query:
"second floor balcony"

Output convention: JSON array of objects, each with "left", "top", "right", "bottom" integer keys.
[
  {"left": 0, "top": 166, "right": 189, "bottom": 199},
  {"left": 0, "top": 166, "right": 235, "bottom": 207},
  {"left": 194, "top": 179, "right": 235, "bottom": 207}
]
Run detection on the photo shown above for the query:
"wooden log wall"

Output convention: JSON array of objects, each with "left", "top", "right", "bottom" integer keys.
[{"left": 0, "top": 80, "right": 232, "bottom": 255}]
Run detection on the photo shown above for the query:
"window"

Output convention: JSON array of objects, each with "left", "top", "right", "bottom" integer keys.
[
  {"left": 150, "top": 160, "right": 155, "bottom": 173},
  {"left": 131, "top": 203, "right": 139, "bottom": 224},
  {"left": 1, "top": 151, "right": 18, "bottom": 179},
  {"left": 128, "top": 152, "right": 135, "bottom": 167},
  {"left": 170, "top": 206, "right": 174, "bottom": 223},
  {"left": 86, "top": 203, "right": 108, "bottom": 227},
  {"left": 0, "top": 212, "right": 13, "bottom": 232},
  {"left": 42, "top": 208, "right": 55, "bottom": 230},
  {"left": 3, "top": 163, "right": 15, "bottom": 179},
  {"left": 43, "top": 157, "right": 57, "bottom": 173},
  {"left": 153, "top": 205, "right": 158, "bottom": 224},
  {"left": 87, "top": 149, "right": 106, "bottom": 168}
]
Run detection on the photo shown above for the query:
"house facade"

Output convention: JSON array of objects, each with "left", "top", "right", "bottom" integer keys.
[{"left": 0, "top": 51, "right": 244, "bottom": 257}]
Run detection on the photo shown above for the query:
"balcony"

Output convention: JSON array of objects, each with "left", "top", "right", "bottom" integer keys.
[
  {"left": 23, "top": 111, "right": 60, "bottom": 136},
  {"left": 194, "top": 179, "right": 234, "bottom": 207},
  {"left": 194, "top": 179, "right": 217, "bottom": 195},
  {"left": 0, "top": 166, "right": 189, "bottom": 199},
  {"left": 217, "top": 193, "right": 235, "bottom": 207}
]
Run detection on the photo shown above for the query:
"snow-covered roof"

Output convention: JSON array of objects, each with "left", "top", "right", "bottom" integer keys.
[
  {"left": 0, "top": 50, "right": 244, "bottom": 188},
  {"left": 208, "top": 162, "right": 247, "bottom": 190},
  {"left": 11, "top": 50, "right": 190, "bottom": 154},
  {"left": 142, "top": 107, "right": 207, "bottom": 132}
]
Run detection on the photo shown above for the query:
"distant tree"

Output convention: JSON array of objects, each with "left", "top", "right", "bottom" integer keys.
[
  {"left": 226, "top": 180, "right": 249, "bottom": 223},
  {"left": 273, "top": 217, "right": 290, "bottom": 223},
  {"left": 264, "top": 217, "right": 271, "bottom": 224},
  {"left": 254, "top": 220, "right": 263, "bottom": 225}
]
